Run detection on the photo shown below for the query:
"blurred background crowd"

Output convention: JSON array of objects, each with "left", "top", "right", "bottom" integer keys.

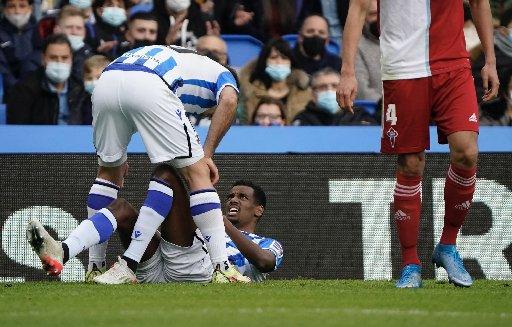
[{"left": 0, "top": 0, "right": 511, "bottom": 126}]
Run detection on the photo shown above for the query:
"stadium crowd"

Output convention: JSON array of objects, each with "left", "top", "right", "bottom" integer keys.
[{"left": 0, "top": 0, "right": 511, "bottom": 126}]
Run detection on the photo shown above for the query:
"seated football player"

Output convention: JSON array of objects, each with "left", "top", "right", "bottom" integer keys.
[{"left": 27, "top": 164, "right": 283, "bottom": 283}]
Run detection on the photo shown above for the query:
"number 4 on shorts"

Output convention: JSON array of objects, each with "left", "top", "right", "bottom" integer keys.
[{"left": 386, "top": 104, "right": 397, "bottom": 126}]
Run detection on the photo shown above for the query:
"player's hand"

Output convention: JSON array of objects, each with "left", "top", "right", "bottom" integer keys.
[
  {"left": 204, "top": 157, "right": 219, "bottom": 185},
  {"left": 481, "top": 62, "right": 499, "bottom": 102},
  {"left": 205, "top": 20, "right": 221, "bottom": 36},
  {"left": 336, "top": 70, "right": 358, "bottom": 114}
]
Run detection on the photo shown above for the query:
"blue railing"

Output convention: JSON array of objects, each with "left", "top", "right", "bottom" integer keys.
[{"left": 0, "top": 126, "right": 511, "bottom": 153}]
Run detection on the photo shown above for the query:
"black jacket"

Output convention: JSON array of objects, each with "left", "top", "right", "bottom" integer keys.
[
  {"left": 6, "top": 68, "right": 90, "bottom": 125},
  {"left": 0, "top": 16, "right": 42, "bottom": 93},
  {"left": 85, "top": 18, "right": 125, "bottom": 60},
  {"left": 293, "top": 101, "right": 377, "bottom": 126},
  {"left": 72, "top": 44, "right": 93, "bottom": 79}
]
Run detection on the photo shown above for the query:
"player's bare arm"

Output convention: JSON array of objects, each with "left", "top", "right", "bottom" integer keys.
[
  {"left": 337, "top": 0, "right": 371, "bottom": 113},
  {"left": 202, "top": 86, "right": 238, "bottom": 183},
  {"left": 203, "top": 86, "right": 238, "bottom": 158},
  {"left": 469, "top": 0, "right": 499, "bottom": 101},
  {"left": 223, "top": 217, "right": 276, "bottom": 273}
]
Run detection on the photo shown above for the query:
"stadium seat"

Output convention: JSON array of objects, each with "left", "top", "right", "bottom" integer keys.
[
  {"left": 281, "top": 34, "right": 341, "bottom": 55},
  {"left": 221, "top": 34, "right": 263, "bottom": 69},
  {"left": 0, "top": 104, "right": 6, "bottom": 124},
  {"left": 354, "top": 99, "right": 378, "bottom": 115}
]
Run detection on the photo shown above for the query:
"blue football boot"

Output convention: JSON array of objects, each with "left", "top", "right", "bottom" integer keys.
[
  {"left": 432, "top": 243, "right": 473, "bottom": 287},
  {"left": 396, "top": 264, "right": 422, "bottom": 288}
]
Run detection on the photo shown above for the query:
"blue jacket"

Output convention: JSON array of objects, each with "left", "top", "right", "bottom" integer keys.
[{"left": 0, "top": 16, "right": 42, "bottom": 94}]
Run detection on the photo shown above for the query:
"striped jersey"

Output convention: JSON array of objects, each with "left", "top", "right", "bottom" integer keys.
[
  {"left": 105, "top": 45, "right": 238, "bottom": 114},
  {"left": 226, "top": 231, "right": 284, "bottom": 282},
  {"left": 378, "top": 0, "right": 470, "bottom": 80}
]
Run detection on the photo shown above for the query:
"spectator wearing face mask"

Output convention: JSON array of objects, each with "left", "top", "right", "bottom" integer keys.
[
  {"left": 151, "top": 0, "right": 191, "bottom": 46},
  {"left": 293, "top": 14, "right": 341, "bottom": 76},
  {"left": 54, "top": 5, "right": 93, "bottom": 80},
  {"left": 87, "top": 0, "right": 128, "bottom": 59},
  {"left": 116, "top": 12, "right": 158, "bottom": 55},
  {"left": 355, "top": 0, "right": 381, "bottom": 101},
  {"left": 251, "top": 97, "right": 286, "bottom": 126},
  {"left": 292, "top": 68, "right": 376, "bottom": 126},
  {"left": 6, "top": 34, "right": 88, "bottom": 124},
  {"left": 0, "top": 0, "right": 42, "bottom": 94},
  {"left": 78, "top": 54, "right": 111, "bottom": 124},
  {"left": 239, "top": 38, "right": 311, "bottom": 124}
]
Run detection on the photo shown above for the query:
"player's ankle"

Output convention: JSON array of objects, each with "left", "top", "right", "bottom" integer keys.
[
  {"left": 62, "top": 243, "right": 69, "bottom": 264},
  {"left": 121, "top": 255, "right": 138, "bottom": 273}
]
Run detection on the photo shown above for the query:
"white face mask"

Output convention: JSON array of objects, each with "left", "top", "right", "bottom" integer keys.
[
  {"left": 45, "top": 61, "right": 71, "bottom": 83},
  {"left": 166, "top": 0, "right": 190, "bottom": 12},
  {"left": 5, "top": 13, "right": 31, "bottom": 29},
  {"left": 101, "top": 7, "right": 127, "bottom": 27},
  {"left": 70, "top": 0, "right": 92, "bottom": 9},
  {"left": 68, "top": 35, "right": 85, "bottom": 51}
]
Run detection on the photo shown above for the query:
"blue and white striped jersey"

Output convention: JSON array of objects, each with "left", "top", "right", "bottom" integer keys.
[
  {"left": 225, "top": 231, "right": 284, "bottom": 282},
  {"left": 105, "top": 45, "right": 238, "bottom": 114}
]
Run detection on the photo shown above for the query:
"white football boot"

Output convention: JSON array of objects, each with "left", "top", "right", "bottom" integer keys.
[
  {"left": 93, "top": 257, "right": 138, "bottom": 284},
  {"left": 26, "top": 218, "right": 64, "bottom": 276}
]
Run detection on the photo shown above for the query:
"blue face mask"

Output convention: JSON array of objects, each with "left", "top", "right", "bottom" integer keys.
[
  {"left": 101, "top": 7, "right": 126, "bottom": 27},
  {"left": 84, "top": 79, "right": 98, "bottom": 94},
  {"left": 316, "top": 90, "right": 339, "bottom": 114},
  {"left": 265, "top": 64, "right": 291, "bottom": 81},
  {"left": 70, "top": 0, "right": 92, "bottom": 9}
]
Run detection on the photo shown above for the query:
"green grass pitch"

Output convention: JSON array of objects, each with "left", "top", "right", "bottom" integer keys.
[{"left": 1, "top": 280, "right": 511, "bottom": 326}]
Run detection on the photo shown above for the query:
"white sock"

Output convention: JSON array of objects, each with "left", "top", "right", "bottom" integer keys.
[
  {"left": 190, "top": 189, "right": 228, "bottom": 265},
  {"left": 86, "top": 179, "right": 118, "bottom": 269},
  {"left": 123, "top": 179, "right": 174, "bottom": 263},
  {"left": 63, "top": 208, "right": 117, "bottom": 259}
]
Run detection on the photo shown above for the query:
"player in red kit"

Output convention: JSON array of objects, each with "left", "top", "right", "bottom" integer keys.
[{"left": 337, "top": 0, "right": 499, "bottom": 288}]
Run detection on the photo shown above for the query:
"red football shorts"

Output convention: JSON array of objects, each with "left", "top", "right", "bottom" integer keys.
[{"left": 381, "top": 67, "right": 479, "bottom": 154}]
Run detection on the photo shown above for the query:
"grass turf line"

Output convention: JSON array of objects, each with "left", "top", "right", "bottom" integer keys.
[{"left": 1, "top": 280, "right": 511, "bottom": 327}]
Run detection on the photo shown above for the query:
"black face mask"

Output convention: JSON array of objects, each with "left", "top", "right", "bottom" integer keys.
[
  {"left": 369, "top": 21, "right": 379, "bottom": 38},
  {"left": 132, "top": 39, "right": 155, "bottom": 49},
  {"left": 301, "top": 35, "right": 326, "bottom": 58}
]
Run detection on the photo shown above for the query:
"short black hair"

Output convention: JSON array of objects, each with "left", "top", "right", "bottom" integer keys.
[
  {"left": 129, "top": 11, "right": 158, "bottom": 23},
  {"left": 43, "top": 33, "right": 72, "bottom": 54},
  {"left": 232, "top": 180, "right": 266, "bottom": 208},
  {"left": 501, "top": 7, "right": 512, "bottom": 27}
]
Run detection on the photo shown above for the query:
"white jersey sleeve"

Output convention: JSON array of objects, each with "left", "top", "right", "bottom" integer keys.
[{"left": 225, "top": 231, "right": 284, "bottom": 282}]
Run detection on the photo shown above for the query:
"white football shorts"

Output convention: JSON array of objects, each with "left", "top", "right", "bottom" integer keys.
[
  {"left": 92, "top": 70, "right": 204, "bottom": 168},
  {"left": 135, "top": 230, "right": 213, "bottom": 283}
]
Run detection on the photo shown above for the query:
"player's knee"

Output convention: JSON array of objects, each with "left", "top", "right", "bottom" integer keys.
[
  {"left": 152, "top": 163, "right": 183, "bottom": 189},
  {"left": 179, "top": 160, "right": 210, "bottom": 185},
  {"left": 397, "top": 153, "right": 425, "bottom": 176},
  {"left": 451, "top": 146, "right": 478, "bottom": 168},
  {"left": 107, "top": 198, "right": 138, "bottom": 229}
]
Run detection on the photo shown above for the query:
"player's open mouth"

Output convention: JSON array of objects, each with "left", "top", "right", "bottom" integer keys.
[{"left": 228, "top": 207, "right": 239, "bottom": 216}]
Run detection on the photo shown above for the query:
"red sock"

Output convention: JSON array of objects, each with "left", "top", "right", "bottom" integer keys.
[
  {"left": 440, "top": 164, "right": 476, "bottom": 245},
  {"left": 394, "top": 172, "right": 422, "bottom": 267}
]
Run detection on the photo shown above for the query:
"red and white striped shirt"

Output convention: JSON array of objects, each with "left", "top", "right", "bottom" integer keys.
[{"left": 378, "top": 0, "right": 470, "bottom": 80}]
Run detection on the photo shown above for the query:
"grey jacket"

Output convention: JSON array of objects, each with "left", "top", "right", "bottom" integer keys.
[{"left": 355, "top": 26, "right": 382, "bottom": 101}]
